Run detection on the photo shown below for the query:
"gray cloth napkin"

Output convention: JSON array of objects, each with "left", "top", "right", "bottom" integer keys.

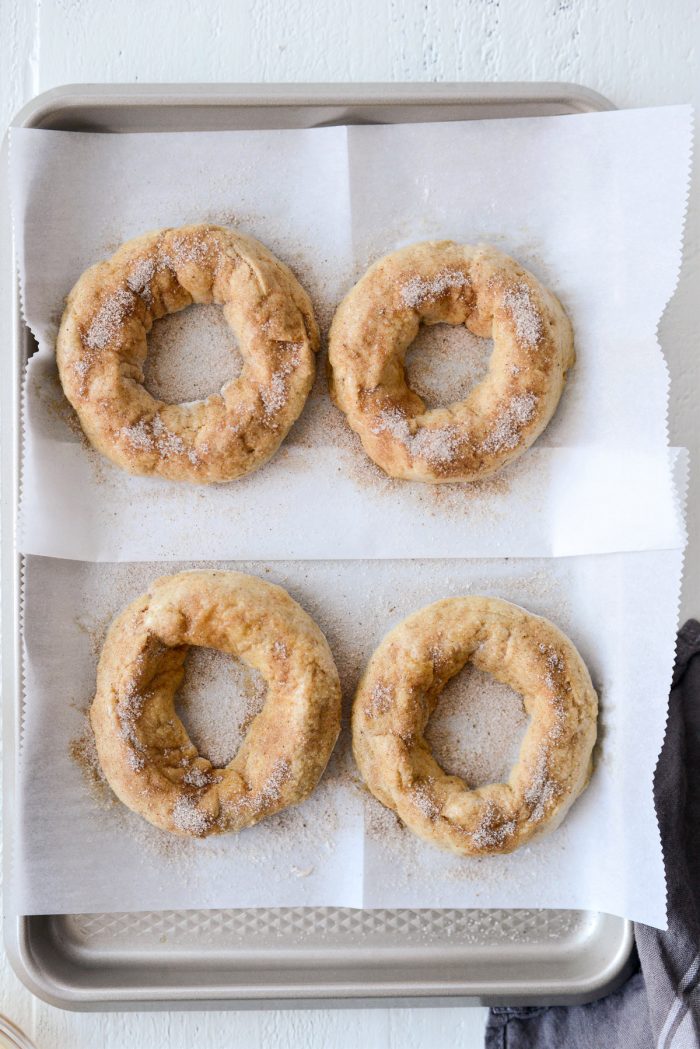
[{"left": 486, "top": 619, "right": 700, "bottom": 1049}]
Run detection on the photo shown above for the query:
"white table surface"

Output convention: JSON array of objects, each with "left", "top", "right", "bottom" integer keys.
[{"left": 1, "top": 1, "right": 697, "bottom": 1046}]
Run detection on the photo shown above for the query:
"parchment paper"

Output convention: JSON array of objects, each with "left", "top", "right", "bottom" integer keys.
[
  {"left": 7, "top": 108, "right": 692, "bottom": 929},
  {"left": 9, "top": 106, "right": 691, "bottom": 561},
  {"left": 14, "top": 524, "right": 685, "bottom": 926}
]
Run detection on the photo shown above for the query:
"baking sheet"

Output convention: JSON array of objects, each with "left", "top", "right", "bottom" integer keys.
[
  {"left": 9, "top": 106, "right": 691, "bottom": 561},
  {"left": 14, "top": 521, "right": 684, "bottom": 926}
]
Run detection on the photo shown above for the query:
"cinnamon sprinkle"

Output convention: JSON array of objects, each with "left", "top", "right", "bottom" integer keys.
[
  {"left": 172, "top": 795, "right": 212, "bottom": 836},
  {"left": 372, "top": 406, "right": 462, "bottom": 466},
  {"left": 502, "top": 282, "right": 543, "bottom": 349},
  {"left": 400, "top": 270, "right": 470, "bottom": 308},
  {"left": 481, "top": 392, "right": 538, "bottom": 454},
  {"left": 471, "top": 801, "right": 517, "bottom": 849}
]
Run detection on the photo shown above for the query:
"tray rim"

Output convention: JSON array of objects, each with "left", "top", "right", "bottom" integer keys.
[
  {"left": 3, "top": 78, "right": 634, "bottom": 1012},
  {"left": 10, "top": 80, "right": 616, "bottom": 130},
  {"left": 5, "top": 911, "right": 635, "bottom": 1013}
]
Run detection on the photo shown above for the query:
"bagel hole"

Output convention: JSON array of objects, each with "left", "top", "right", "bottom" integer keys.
[
  {"left": 176, "top": 646, "right": 267, "bottom": 769},
  {"left": 143, "top": 304, "right": 244, "bottom": 403},
  {"left": 425, "top": 665, "right": 529, "bottom": 788},
  {"left": 405, "top": 323, "right": 493, "bottom": 409}
]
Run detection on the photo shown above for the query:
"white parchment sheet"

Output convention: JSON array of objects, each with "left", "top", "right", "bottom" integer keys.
[
  {"left": 7, "top": 108, "right": 691, "bottom": 929},
  {"left": 15, "top": 540, "right": 683, "bottom": 927},
  {"left": 9, "top": 106, "right": 692, "bottom": 562}
]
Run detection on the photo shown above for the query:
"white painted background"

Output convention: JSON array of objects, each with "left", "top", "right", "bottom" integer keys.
[{"left": 0, "top": 1, "right": 697, "bottom": 1046}]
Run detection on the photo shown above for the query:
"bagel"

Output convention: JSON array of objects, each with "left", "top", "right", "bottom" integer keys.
[
  {"left": 328, "top": 242, "right": 573, "bottom": 482},
  {"left": 352, "top": 596, "right": 597, "bottom": 855},
  {"left": 57, "top": 224, "right": 319, "bottom": 483},
  {"left": 90, "top": 570, "right": 342, "bottom": 837}
]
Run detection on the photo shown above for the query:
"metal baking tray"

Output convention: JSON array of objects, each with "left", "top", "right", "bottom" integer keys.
[{"left": 3, "top": 81, "right": 633, "bottom": 1011}]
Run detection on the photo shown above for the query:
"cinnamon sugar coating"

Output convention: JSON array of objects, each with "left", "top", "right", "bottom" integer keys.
[
  {"left": 352, "top": 596, "right": 597, "bottom": 856},
  {"left": 328, "top": 242, "right": 574, "bottom": 482},
  {"left": 91, "top": 570, "right": 341, "bottom": 837},
  {"left": 57, "top": 224, "right": 319, "bottom": 483}
]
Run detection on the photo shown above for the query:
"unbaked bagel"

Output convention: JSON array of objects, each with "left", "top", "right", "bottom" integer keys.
[
  {"left": 352, "top": 596, "right": 597, "bottom": 855},
  {"left": 57, "top": 224, "right": 319, "bottom": 483},
  {"left": 91, "top": 570, "right": 342, "bottom": 837},
  {"left": 328, "top": 242, "right": 574, "bottom": 482}
]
